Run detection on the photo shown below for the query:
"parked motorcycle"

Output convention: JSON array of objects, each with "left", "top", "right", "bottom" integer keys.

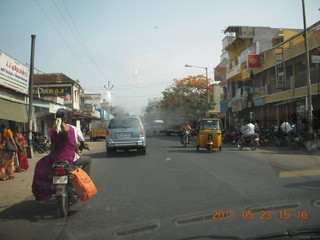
[
  {"left": 237, "top": 133, "right": 260, "bottom": 151},
  {"left": 270, "top": 129, "right": 287, "bottom": 147},
  {"left": 33, "top": 132, "right": 49, "bottom": 154},
  {"left": 256, "top": 129, "right": 272, "bottom": 146},
  {"left": 289, "top": 131, "right": 304, "bottom": 150},
  {"left": 223, "top": 129, "right": 238, "bottom": 144}
]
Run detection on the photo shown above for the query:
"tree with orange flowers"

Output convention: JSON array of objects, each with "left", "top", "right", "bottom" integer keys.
[{"left": 159, "top": 75, "right": 215, "bottom": 121}]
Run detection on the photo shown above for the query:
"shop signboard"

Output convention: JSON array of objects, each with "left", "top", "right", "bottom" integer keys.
[
  {"left": 220, "top": 100, "right": 229, "bottom": 112},
  {"left": 311, "top": 55, "right": 320, "bottom": 64},
  {"left": 33, "top": 86, "right": 72, "bottom": 102},
  {"left": 253, "top": 97, "right": 265, "bottom": 106},
  {"left": 0, "top": 50, "right": 29, "bottom": 94},
  {"left": 232, "top": 98, "right": 242, "bottom": 112}
]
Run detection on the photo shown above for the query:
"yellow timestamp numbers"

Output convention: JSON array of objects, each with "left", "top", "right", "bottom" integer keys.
[{"left": 211, "top": 210, "right": 308, "bottom": 220}]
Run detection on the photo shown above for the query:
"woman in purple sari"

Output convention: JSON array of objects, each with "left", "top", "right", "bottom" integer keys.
[{"left": 32, "top": 109, "right": 89, "bottom": 200}]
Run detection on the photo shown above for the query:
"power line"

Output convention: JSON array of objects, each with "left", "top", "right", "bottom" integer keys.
[
  {"left": 34, "top": 0, "right": 101, "bottom": 81},
  {"left": 84, "top": 82, "right": 172, "bottom": 90},
  {"left": 61, "top": 0, "right": 109, "bottom": 83}
]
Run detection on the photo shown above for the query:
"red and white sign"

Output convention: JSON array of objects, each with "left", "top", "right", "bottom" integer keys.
[
  {"left": 247, "top": 54, "right": 261, "bottom": 68},
  {"left": 0, "top": 50, "right": 29, "bottom": 94}
]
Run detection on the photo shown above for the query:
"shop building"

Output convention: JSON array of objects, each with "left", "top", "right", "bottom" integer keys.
[
  {"left": 251, "top": 21, "right": 320, "bottom": 133},
  {"left": 0, "top": 50, "right": 29, "bottom": 131},
  {"left": 215, "top": 26, "right": 303, "bottom": 128},
  {"left": 33, "top": 73, "right": 99, "bottom": 135}
]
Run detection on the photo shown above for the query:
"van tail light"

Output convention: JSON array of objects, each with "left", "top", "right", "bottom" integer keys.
[
  {"left": 54, "top": 168, "right": 66, "bottom": 175},
  {"left": 139, "top": 130, "right": 144, "bottom": 137}
]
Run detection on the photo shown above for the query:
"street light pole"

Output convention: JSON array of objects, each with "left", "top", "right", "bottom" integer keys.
[
  {"left": 27, "top": 35, "right": 36, "bottom": 159},
  {"left": 302, "top": 0, "right": 313, "bottom": 137},
  {"left": 104, "top": 81, "right": 114, "bottom": 120}
]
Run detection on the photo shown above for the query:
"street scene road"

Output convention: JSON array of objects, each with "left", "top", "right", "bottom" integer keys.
[{"left": 1, "top": 135, "right": 320, "bottom": 240}]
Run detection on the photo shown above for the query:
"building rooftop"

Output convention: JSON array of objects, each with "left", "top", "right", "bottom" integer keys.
[{"left": 33, "top": 73, "right": 78, "bottom": 85}]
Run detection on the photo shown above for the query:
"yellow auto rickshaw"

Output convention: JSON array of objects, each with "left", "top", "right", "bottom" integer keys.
[{"left": 196, "top": 118, "right": 223, "bottom": 152}]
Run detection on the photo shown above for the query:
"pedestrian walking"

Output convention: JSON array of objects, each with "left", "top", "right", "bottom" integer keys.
[
  {"left": 14, "top": 126, "right": 29, "bottom": 172},
  {"left": 0, "top": 123, "right": 18, "bottom": 180}
]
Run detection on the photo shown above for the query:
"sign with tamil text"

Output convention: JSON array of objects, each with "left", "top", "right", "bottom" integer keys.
[{"left": 0, "top": 50, "right": 29, "bottom": 94}]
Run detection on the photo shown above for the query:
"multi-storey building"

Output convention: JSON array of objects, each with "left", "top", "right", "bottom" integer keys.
[
  {"left": 216, "top": 26, "right": 302, "bottom": 128},
  {"left": 251, "top": 21, "right": 320, "bottom": 132}
]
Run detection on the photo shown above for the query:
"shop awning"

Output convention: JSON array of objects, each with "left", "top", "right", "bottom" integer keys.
[{"left": 0, "top": 99, "right": 28, "bottom": 123}]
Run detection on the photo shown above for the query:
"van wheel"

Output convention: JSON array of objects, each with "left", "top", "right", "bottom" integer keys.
[
  {"left": 140, "top": 148, "right": 146, "bottom": 155},
  {"left": 107, "top": 148, "right": 115, "bottom": 157}
]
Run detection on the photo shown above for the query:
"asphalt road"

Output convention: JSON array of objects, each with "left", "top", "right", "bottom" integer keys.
[{"left": 1, "top": 135, "right": 320, "bottom": 240}]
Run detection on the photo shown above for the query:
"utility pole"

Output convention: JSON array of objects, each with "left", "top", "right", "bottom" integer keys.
[
  {"left": 302, "top": 0, "right": 313, "bottom": 137},
  {"left": 27, "top": 35, "right": 36, "bottom": 158},
  {"left": 104, "top": 81, "right": 114, "bottom": 120}
]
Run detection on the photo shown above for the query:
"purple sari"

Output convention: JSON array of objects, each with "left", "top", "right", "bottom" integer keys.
[{"left": 32, "top": 127, "right": 76, "bottom": 200}]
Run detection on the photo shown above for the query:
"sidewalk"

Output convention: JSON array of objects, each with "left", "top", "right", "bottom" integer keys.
[
  {"left": 259, "top": 145, "right": 320, "bottom": 178},
  {"left": 0, "top": 152, "right": 45, "bottom": 212},
  {"left": 0, "top": 140, "right": 102, "bottom": 213}
]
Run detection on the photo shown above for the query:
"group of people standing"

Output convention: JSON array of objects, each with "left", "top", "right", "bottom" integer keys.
[{"left": 0, "top": 123, "right": 29, "bottom": 181}]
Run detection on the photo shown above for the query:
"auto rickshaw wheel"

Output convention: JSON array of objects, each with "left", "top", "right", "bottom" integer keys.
[
  {"left": 208, "top": 145, "right": 213, "bottom": 153},
  {"left": 219, "top": 145, "right": 222, "bottom": 151},
  {"left": 196, "top": 145, "right": 199, "bottom": 151}
]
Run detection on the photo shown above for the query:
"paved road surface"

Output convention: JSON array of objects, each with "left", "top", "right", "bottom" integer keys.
[{"left": 1, "top": 135, "right": 320, "bottom": 240}]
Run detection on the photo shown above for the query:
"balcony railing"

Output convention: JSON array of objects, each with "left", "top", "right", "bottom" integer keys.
[{"left": 226, "top": 65, "right": 241, "bottom": 79}]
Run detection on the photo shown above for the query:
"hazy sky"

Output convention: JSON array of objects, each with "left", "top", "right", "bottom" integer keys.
[{"left": 2, "top": 0, "right": 319, "bottom": 115}]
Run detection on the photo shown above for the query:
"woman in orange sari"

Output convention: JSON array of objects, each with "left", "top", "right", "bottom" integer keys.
[
  {"left": 0, "top": 123, "right": 18, "bottom": 180},
  {"left": 14, "top": 127, "right": 29, "bottom": 172}
]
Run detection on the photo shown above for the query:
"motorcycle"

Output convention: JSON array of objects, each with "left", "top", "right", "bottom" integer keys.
[
  {"left": 257, "top": 129, "right": 272, "bottom": 146},
  {"left": 181, "top": 130, "right": 191, "bottom": 148},
  {"left": 237, "top": 133, "right": 260, "bottom": 151},
  {"left": 52, "top": 161, "right": 79, "bottom": 217},
  {"left": 270, "top": 129, "right": 287, "bottom": 147},
  {"left": 52, "top": 143, "right": 90, "bottom": 218},
  {"left": 33, "top": 132, "right": 49, "bottom": 154},
  {"left": 223, "top": 129, "right": 238, "bottom": 144},
  {"left": 289, "top": 131, "right": 304, "bottom": 150}
]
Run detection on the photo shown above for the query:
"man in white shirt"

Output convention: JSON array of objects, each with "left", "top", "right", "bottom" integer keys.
[
  {"left": 68, "top": 124, "right": 91, "bottom": 175},
  {"left": 280, "top": 121, "right": 293, "bottom": 133},
  {"left": 240, "top": 120, "right": 255, "bottom": 143},
  {"left": 280, "top": 121, "right": 294, "bottom": 146}
]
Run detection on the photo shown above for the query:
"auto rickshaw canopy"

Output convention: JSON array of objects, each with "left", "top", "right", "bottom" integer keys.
[{"left": 198, "top": 118, "right": 222, "bottom": 130}]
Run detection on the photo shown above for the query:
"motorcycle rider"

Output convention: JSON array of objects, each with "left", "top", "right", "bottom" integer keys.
[
  {"left": 181, "top": 122, "right": 192, "bottom": 143},
  {"left": 240, "top": 119, "right": 255, "bottom": 144},
  {"left": 32, "top": 108, "right": 92, "bottom": 200},
  {"left": 280, "top": 120, "right": 294, "bottom": 147}
]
